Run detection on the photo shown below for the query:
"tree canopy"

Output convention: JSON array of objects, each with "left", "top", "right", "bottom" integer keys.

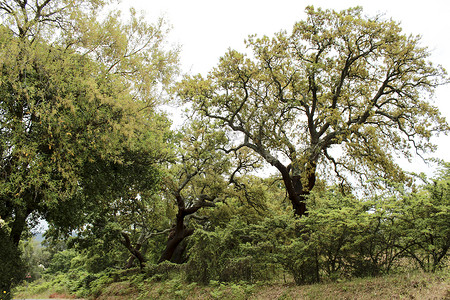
[
  {"left": 2, "top": 4, "right": 450, "bottom": 299},
  {"left": 0, "top": 0, "right": 178, "bottom": 297},
  {"left": 178, "top": 6, "right": 449, "bottom": 216}
]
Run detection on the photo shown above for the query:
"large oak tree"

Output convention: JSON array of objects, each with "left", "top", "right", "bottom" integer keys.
[{"left": 179, "top": 6, "right": 448, "bottom": 217}]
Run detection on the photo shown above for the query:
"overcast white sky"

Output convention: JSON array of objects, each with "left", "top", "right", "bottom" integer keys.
[{"left": 120, "top": 0, "right": 450, "bottom": 174}]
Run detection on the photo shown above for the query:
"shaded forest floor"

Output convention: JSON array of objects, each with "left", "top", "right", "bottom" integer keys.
[{"left": 14, "top": 269, "right": 450, "bottom": 300}]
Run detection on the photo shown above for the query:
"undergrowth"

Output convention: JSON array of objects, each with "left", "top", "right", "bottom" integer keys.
[{"left": 13, "top": 268, "right": 449, "bottom": 300}]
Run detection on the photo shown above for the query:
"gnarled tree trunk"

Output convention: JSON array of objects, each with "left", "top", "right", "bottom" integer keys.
[{"left": 159, "top": 193, "right": 215, "bottom": 263}]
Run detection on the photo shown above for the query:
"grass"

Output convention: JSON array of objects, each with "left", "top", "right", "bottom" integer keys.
[
  {"left": 267, "top": 271, "right": 450, "bottom": 300},
  {"left": 13, "top": 286, "right": 78, "bottom": 300},
  {"left": 13, "top": 276, "right": 80, "bottom": 300},
  {"left": 13, "top": 269, "right": 449, "bottom": 300}
]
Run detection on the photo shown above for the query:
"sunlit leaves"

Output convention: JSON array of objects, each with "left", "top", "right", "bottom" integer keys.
[
  {"left": 179, "top": 6, "right": 448, "bottom": 191},
  {"left": 0, "top": 0, "right": 178, "bottom": 240}
]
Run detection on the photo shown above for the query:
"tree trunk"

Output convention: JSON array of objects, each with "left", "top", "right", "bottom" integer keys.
[
  {"left": 121, "top": 232, "right": 146, "bottom": 269},
  {"left": 124, "top": 255, "right": 136, "bottom": 269},
  {"left": 10, "top": 207, "right": 31, "bottom": 246},
  {"left": 159, "top": 193, "right": 215, "bottom": 263},
  {"left": 291, "top": 194, "right": 308, "bottom": 217},
  {"left": 0, "top": 229, "right": 24, "bottom": 300},
  {"left": 158, "top": 214, "right": 194, "bottom": 263},
  {"left": 124, "top": 242, "right": 143, "bottom": 269},
  {"left": 278, "top": 165, "right": 316, "bottom": 218},
  {"left": 170, "top": 239, "right": 189, "bottom": 264}
]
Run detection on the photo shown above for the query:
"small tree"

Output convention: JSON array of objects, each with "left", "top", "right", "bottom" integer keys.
[
  {"left": 158, "top": 121, "right": 233, "bottom": 263},
  {"left": 396, "top": 165, "right": 450, "bottom": 272}
]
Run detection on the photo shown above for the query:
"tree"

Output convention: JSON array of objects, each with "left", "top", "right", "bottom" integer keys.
[
  {"left": 0, "top": 0, "right": 178, "bottom": 297},
  {"left": 178, "top": 6, "right": 448, "bottom": 217},
  {"left": 158, "top": 121, "right": 232, "bottom": 263},
  {"left": 392, "top": 163, "right": 450, "bottom": 272},
  {"left": 71, "top": 177, "right": 175, "bottom": 271}
]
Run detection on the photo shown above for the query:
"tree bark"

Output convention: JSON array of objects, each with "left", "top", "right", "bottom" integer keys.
[
  {"left": 121, "top": 232, "right": 146, "bottom": 269},
  {"left": 248, "top": 141, "right": 316, "bottom": 218},
  {"left": 158, "top": 210, "right": 194, "bottom": 263},
  {"left": 10, "top": 210, "right": 28, "bottom": 246},
  {"left": 277, "top": 163, "right": 316, "bottom": 218},
  {"left": 158, "top": 194, "right": 214, "bottom": 263},
  {"left": 123, "top": 242, "right": 143, "bottom": 269}
]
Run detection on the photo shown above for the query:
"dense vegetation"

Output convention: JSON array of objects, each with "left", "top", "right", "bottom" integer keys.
[{"left": 0, "top": 1, "right": 449, "bottom": 300}]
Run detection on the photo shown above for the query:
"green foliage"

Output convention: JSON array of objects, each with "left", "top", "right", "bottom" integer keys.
[
  {"left": 178, "top": 5, "right": 448, "bottom": 217},
  {"left": 14, "top": 269, "right": 449, "bottom": 300},
  {"left": 19, "top": 238, "right": 51, "bottom": 281},
  {"left": 46, "top": 249, "right": 79, "bottom": 274},
  {"left": 185, "top": 166, "right": 450, "bottom": 286},
  {"left": 388, "top": 167, "right": 450, "bottom": 272},
  {"left": 278, "top": 236, "right": 320, "bottom": 285},
  {"left": 0, "top": 0, "right": 179, "bottom": 292},
  {"left": 144, "top": 261, "right": 185, "bottom": 281},
  {"left": 11, "top": 163, "right": 448, "bottom": 300},
  {"left": 0, "top": 228, "right": 25, "bottom": 300},
  {"left": 185, "top": 216, "right": 295, "bottom": 284},
  {"left": 4, "top": 3, "right": 449, "bottom": 298}
]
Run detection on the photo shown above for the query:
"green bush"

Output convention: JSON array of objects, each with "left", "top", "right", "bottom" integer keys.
[
  {"left": 278, "top": 238, "right": 320, "bottom": 284},
  {"left": 144, "top": 261, "right": 184, "bottom": 281},
  {"left": 393, "top": 175, "right": 450, "bottom": 272},
  {"left": 46, "top": 249, "right": 78, "bottom": 274},
  {"left": 186, "top": 216, "right": 294, "bottom": 284}
]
